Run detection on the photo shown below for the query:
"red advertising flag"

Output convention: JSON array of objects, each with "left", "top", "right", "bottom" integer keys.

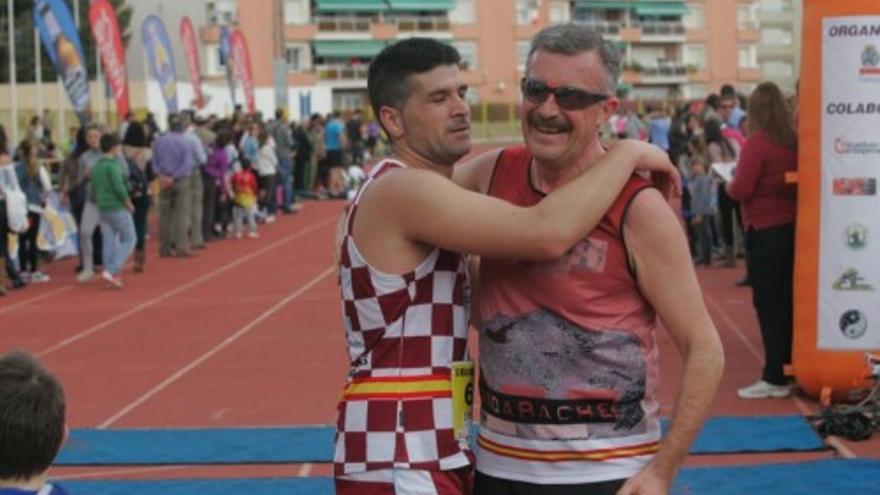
[
  {"left": 179, "top": 17, "right": 204, "bottom": 109},
  {"left": 230, "top": 29, "right": 255, "bottom": 113},
  {"left": 88, "top": 0, "right": 129, "bottom": 119}
]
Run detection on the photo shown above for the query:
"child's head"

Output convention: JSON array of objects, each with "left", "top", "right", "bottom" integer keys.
[
  {"left": 100, "top": 133, "right": 121, "bottom": 156},
  {"left": 0, "top": 351, "right": 66, "bottom": 482},
  {"left": 258, "top": 130, "right": 270, "bottom": 147},
  {"left": 691, "top": 158, "right": 707, "bottom": 175},
  {"left": 240, "top": 156, "right": 253, "bottom": 170}
]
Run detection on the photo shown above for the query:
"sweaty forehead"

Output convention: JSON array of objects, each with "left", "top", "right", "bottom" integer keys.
[
  {"left": 409, "top": 64, "right": 464, "bottom": 95},
  {"left": 527, "top": 50, "right": 606, "bottom": 89}
]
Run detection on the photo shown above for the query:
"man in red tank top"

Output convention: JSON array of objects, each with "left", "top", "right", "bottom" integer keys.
[
  {"left": 333, "top": 38, "right": 681, "bottom": 495},
  {"left": 454, "top": 25, "right": 725, "bottom": 495}
]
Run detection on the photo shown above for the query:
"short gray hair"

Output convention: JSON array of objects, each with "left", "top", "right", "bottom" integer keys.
[{"left": 526, "top": 24, "right": 620, "bottom": 94}]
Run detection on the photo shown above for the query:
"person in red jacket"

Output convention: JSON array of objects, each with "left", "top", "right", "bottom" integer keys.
[
  {"left": 727, "top": 81, "right": 798, "bottom": 399},
  {"left": 230, "top": 158, "right": 259, "bottom": 239}
]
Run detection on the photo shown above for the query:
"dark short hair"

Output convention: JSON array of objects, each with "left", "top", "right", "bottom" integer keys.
[
  {"left": 0, "top": 351, "right": 66, "bottom": 480},
  {"left": 368, "top": 38, "right": 461, "bottom": 126},
  {"left": 168, "top": 113, "right": 184, "bottom": 133},
  {"left": 720, "top": 83, "right": 736, "bottom": 97},
  {"left": 526, "top": 24, "right": 620, "bottom": 93},
  {"left": 100, "top": 133, "right": 120, "bottom": 152},
  {"left": 122, "top": 121, "right": 147, "bottom": 148}
]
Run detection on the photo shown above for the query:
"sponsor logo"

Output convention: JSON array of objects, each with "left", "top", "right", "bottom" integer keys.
[
  {"left": 826, "top": 102, "right": 880, "bottom": 115},
  {"left": 860, "top": 45, "right": 880, "bottom": 81},
  {"left": 839, "top": 309, "right": 868, "bottom": 340},
  {"left": 828, "top": 24, "right": 880, "bottom": 38},
  {"left": 844, "top": 223, "right": 869, "bottom": 250},
  {"left": 833, "top": 177, "right": 877, "bottom": 196},
  {"left": 833, "top": 138, "right": 880, "bottom": 155},
  {"left": 832, "top": 268, "right": 875, "bottom": 291}
]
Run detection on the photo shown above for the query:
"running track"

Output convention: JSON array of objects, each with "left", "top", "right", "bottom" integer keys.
[{"left": 2, "top": 175, "right": 877, "bottom": 483}]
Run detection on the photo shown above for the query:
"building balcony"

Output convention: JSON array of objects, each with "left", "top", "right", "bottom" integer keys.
[
  {"left": 755, "top": 9, "right": 795, "bottom": 25},
  {"left": 757, "top": 44, "right": 796, "bottom": 59},
  {"left": 737, "top": 68, "right": 762, "bottom": 81},
  {"left": 390, "top": 15, "right": 451, "bottom": 34},
  {"left": 316, "top": 63, "right": 370, "bottom": 82},
  {"left": 314, "top": 15, "right": 375, "bottom": 33},
  {"left": 635, "top": 21, "right": 686, "bottom": 41},
  {"left": 572, "top": 19, "right": 622, "bottom": 38},
  {"left": 738, "top": 27, "right": 761, "bottom": 42}
]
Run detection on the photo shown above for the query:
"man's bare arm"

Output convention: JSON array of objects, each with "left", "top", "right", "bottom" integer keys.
[
  {"left": 618, "top": 189, "right": 724, "bottom": 495},
  {"left": 371, "top": 140, "right": 675, "bottom": 260},
  {"left": 452, "top": 148, "right": 502, "bottom": 193}
]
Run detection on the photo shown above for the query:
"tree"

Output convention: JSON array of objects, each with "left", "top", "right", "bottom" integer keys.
[{"left": 0, "top": 0, "right": 132, "bottom": 83}]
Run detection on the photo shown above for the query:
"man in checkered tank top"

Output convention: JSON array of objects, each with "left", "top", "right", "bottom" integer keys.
[{"left": 333, "top": 37, "right": 681, "bottom": 495}]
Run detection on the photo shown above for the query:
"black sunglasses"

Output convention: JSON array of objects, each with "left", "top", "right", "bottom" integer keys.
[{"left": 520, "top": 78, "right": 609, "bottom": 111}]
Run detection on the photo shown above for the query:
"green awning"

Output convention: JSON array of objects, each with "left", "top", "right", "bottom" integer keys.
[
  {"left": 313, "top": 40, "right": 387, "bottom": 58},
  {"left": 386, "top": 0, "right": 455, "bottom": 11},
  {"left": 574, "top": 1, "right": 632, "bottom": 10},
  {"left": 315, "top": 0, "right": 387, "bottom": 13},
  {"left": 633, "top": 2, "right": 688, "bottom": 16}
]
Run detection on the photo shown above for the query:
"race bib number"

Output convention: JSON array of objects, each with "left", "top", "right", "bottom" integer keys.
[{"left": 451, "top": 361, "right": 474, "bottom": 442}]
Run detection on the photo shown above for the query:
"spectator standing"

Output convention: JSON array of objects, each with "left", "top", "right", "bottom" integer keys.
[
  {"left": 689, "top": 157, "right": 716, "bottom": 266},
  {"left": 203, "top": 130, "right": 231, "bottom": 241},
  {"left": 728, "top": 81, "right": 798, "bottom": 399},
  {"left": 291, "top": 118, "right": 314, "bottom": 195},
  {"left": 15, "top": 140, "right": 52, "bottom": 283},
  {"left": 345, "top": 108, "right": 365, "bottom": 166},
  {"left": 254, "top": 130, "right": 278, "bottom": 222},
  {"left": 74, "top": 126, "right": 104, "bottom": 282},
  {"left": 230, "top": 157, "right": 259, "bottom": 239},
  {"left": 90, "top": 134, "right": 135, "bottom": 289},
  {"left": 183, "top": 114, "right": 207, "bottom": 250},
  {"left": 647, "top": 103, "right": 671, "bottom": 152},
  {"left": 309, "top": 114, "right": 326, "bottom": 194},
  {"left": 0, "top": 124, "right": 25, "bottom": 293},
  {"left": 122, "top": 121, "right": 153, "bottom": 273},
  {"left": 323, "top": 110, "right": 346, "bottom": 197},
  {"left": 706, "top": 119, "right": 741, "bottom": 267},
  {"left": 269, "top": 108, "right": 298, "bottom": 213},
  {"left": 152, "top": 114, "right": 195, "bottom": 258},
  {"left": 721, "top": 84, "right": 747, "bottom": 130}
]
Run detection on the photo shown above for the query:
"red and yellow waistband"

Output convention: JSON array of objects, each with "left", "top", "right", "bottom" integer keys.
[
  {"left": 343, "top": 374, "right": 452, "bottom": 400},
  {"left": 477, "top": 434, "right": 660, "bottom": 463}
]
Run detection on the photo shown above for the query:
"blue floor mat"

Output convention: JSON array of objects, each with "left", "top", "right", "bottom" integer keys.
[
  {"left": 56, "top": 415, "right": 824, "bottom": 465},
  {"left": 57, "top": 460, "right": 880, "bottom": 495}
]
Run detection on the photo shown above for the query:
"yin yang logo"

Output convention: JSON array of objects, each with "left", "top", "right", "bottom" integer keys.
[{"left": 839, "top": 310, "right": 868, "bottom": 340}]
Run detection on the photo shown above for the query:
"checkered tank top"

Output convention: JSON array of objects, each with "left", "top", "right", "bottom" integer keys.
[{"left": 334, "top": 159, "right": 472, "bottom": 475}]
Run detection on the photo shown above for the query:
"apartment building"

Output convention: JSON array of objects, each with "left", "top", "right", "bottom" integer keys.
[{"left": 754, "top": 0, "right": 802, "bottom": 94}]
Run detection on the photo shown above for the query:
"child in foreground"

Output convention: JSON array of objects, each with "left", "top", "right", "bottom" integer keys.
[{"left": 0, "top": 351, "right": 69, "bottom": 495}]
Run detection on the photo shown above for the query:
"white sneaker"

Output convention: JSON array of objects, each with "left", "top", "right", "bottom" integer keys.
[
  {"left": 30, "top": 272, "right": 51, "bottom": 283},
  {"left": 101, "top": 270, "right": 114, "bottom": 284},
  {"left": 247, "top": 232, "right": 259, "bottom": 239},
  {"left": 737, "top": 380, "right": 792, "bottom": 399},
  {"left": 76, "top": 270, "right": 95, "bottom": 283},
  {"left": 234, "top": 232, "right": 243, "bottom": 240},
  {"left": 265, "top": 215, "right": 276, "bottom": 224}
]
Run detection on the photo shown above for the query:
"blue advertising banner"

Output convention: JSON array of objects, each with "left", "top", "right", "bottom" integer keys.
[
  {"left": 33, "top": 0, "right": 91, "bottom": 123},
  {"left": 219, "top": 26, "right": 236, "bottom": 107},
  {"left": 142, "top": 15, "right": 178, "bottom": 113}
]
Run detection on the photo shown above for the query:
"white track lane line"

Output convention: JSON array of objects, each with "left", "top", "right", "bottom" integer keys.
[
  {"left": 0, "top": 286, "right": 74, "bottom": 315},
  {"left": 704, "top": 290, "right": 857, "bottom": 458},
  {"left": 52, "top": 465, "right": 185, "bottom": 480},
  {"left": 36, "top": 215, "right": 337, "bottom": 359},
  {"left": 97, "top": 265, "right": 336, "bottom": 429}
]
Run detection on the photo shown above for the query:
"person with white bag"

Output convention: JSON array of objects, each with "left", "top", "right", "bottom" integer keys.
[
  {"left": 15, "top": 139, "right": 53, "bottom": 283},
  {"left": 0, "top": 125, "right": 27, "bottom": 295}
]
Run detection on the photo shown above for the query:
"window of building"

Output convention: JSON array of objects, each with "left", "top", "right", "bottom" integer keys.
[
  {"left": 450, "top": 0, "right": 475, "bottom": 24},
  {"left": 516, "top": 0, "right": 539, "bottom": 26},
  {"left": 284, "top": 0, "right": 310, "bottom": 24},
  {"left": 737, "top": 3, "right": 757, "bottom": 29},
  {"left": 285, "top": 43, "right": 311, "bottom": 72},
  {"left": 684, "top": 44, "right": 706, "bottom": 68},
  {"left": 761, "top": 27, "right": 793, "bottom": 45},
  {"left": 683, "top": 3, "right": 704, "bottom": 29},
  {"left": 763, "top": 60, "right": 794, "bottom": 77},
  {"left": 684, "top": 83, "right": 708, "bottom": 100},
  {"left": 738, "top": 44, "right": 757, "bottom": 68},
  {"left": 517, "top": 40, "right": 531, "bottom": 71},
  {"left": 453, "top": 41, "right": 477, "bottom": 71},
  {"left": 207, "top": 0, "right": 237, "bottom": 25},
  {"left": 549, "top": 1, "right": 569, "bottom": 24}
]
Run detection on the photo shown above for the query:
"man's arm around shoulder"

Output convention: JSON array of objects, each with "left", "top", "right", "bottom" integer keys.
[{"left": 619, "top": 189, "right": 724, "bottom": 495}]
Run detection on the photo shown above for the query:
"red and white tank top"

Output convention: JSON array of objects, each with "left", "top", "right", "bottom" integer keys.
[
  {"left": 475, "top": 146, "right": 661, "bottom": 484},
  {"left": 334, "top": 159, "right": 473, "bottom": 476}
]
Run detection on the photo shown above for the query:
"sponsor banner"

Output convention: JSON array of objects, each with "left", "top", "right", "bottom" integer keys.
[
  {"left": 179, "top": 17, "right": 204, "bottom": 109},
  {"left": 230, "top": 30, "right": 255, "bottom": 113},
  {"left": 220, "top": 26, "right": 236, "bottom": 107},
  {"left": 33, "top": 0, "right": 91, "bottom": 123},
  {"left": 142, "top": 15, "right": 178, "bottom": 113},
  {"left": 89, "top": 0, "right": 129, "bottom": 120},
  {"left": 819, "top": 16, "right": 880, "bottom": 349}
]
